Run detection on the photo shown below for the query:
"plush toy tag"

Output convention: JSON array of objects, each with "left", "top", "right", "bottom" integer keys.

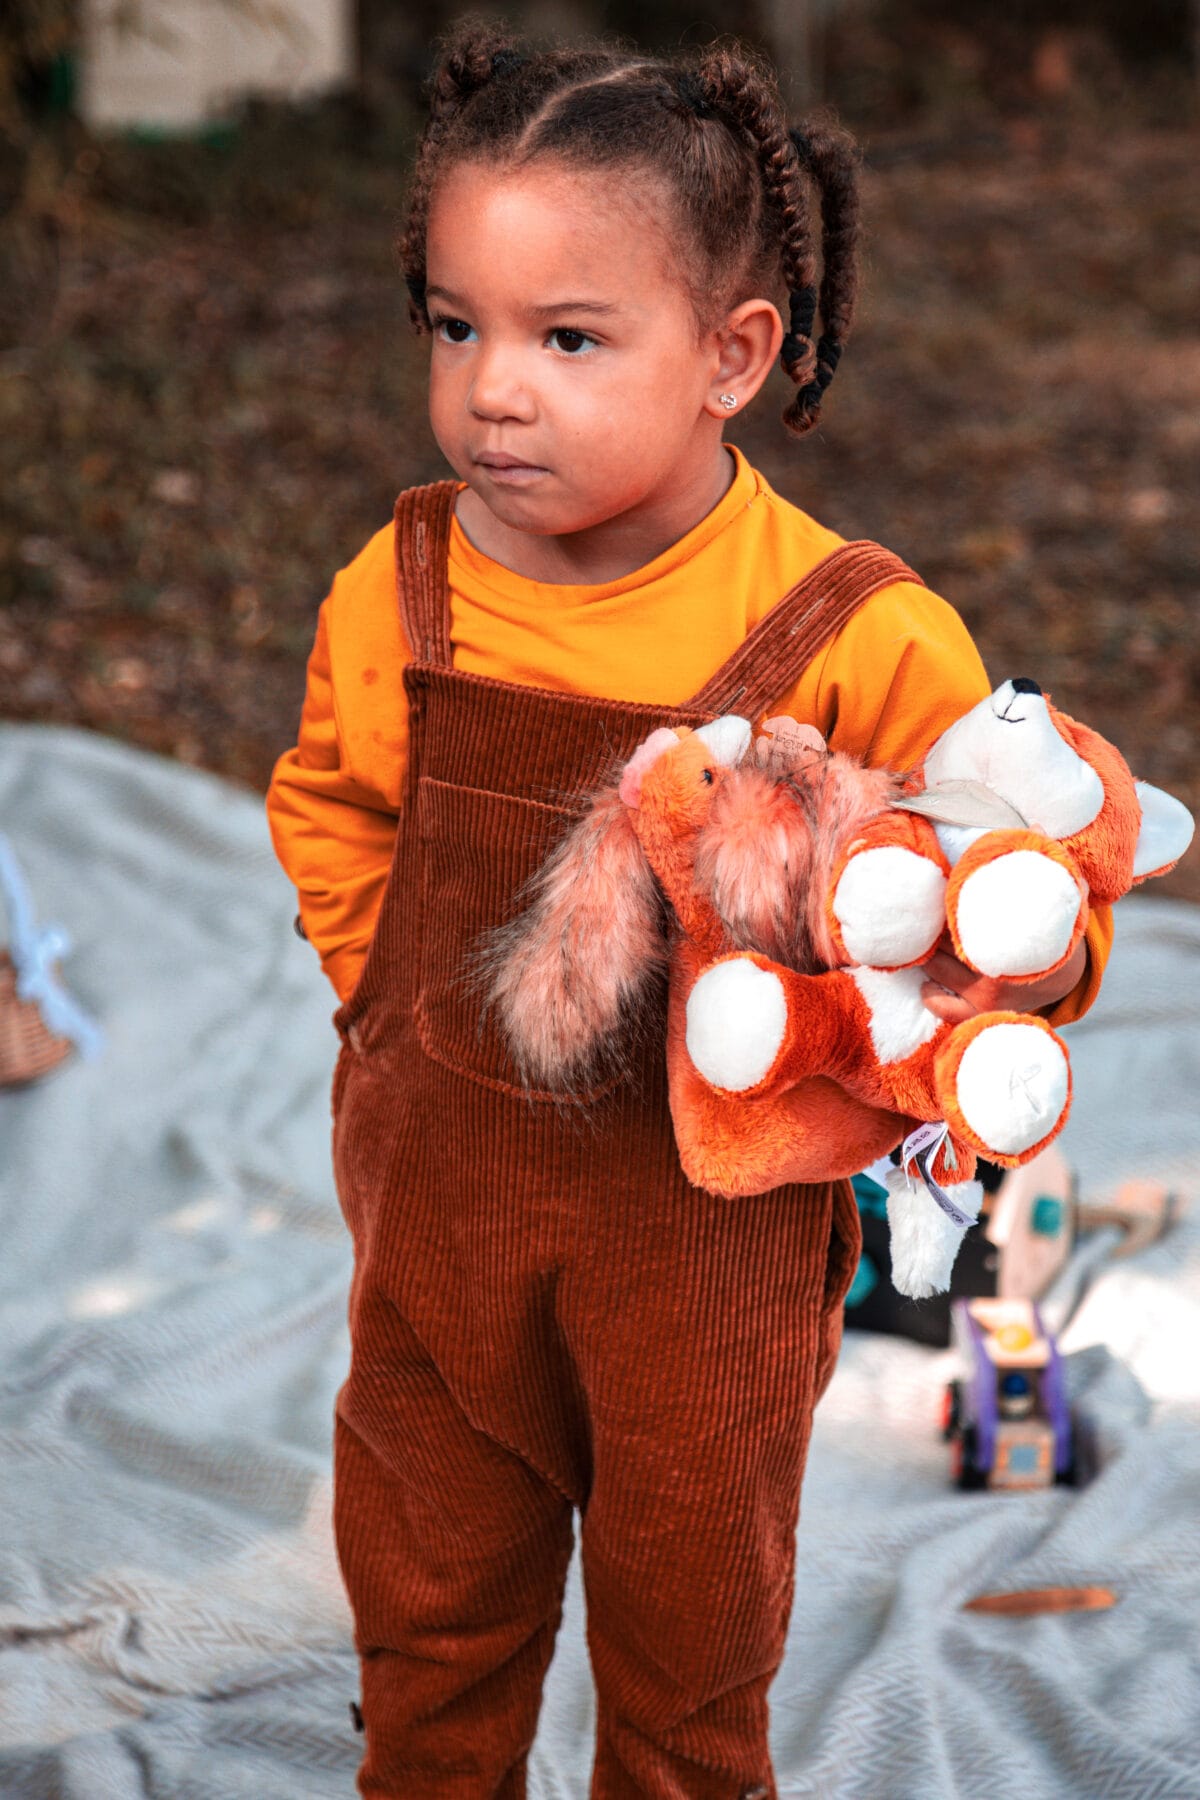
[
  {"left": 899, "top": 1120, "right": 979, "bottom": 1230},
  {"left": 895, "top": 780, "right": 1029, "bottom": 831},
  {"left": 754, "top": 717, "right": 827, "bottom": 769}
]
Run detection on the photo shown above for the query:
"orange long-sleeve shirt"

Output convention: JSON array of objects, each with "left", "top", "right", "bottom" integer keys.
[{"left": 267, "top": 448, "right": 1110, "bottom": 1015}]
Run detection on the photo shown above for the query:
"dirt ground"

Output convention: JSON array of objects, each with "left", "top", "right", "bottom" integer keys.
[{"left": 2, "top": 108, "right": 1198, "bottom": 898}]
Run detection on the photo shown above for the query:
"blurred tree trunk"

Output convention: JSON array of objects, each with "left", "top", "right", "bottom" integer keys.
[
  {"left": 0, "top": 0, "right": 75, "bottom": 347},
  {"left": 758, "top": 0, "right": 823, "bottom": 108}
]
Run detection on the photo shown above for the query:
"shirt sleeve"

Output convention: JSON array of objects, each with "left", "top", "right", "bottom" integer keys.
[
  {"left": 763, "top": 579, "right": 1110, "bottom": 1023},
  {"left": 771, "top": 579, "right": 993, "bottom": 771},
  {"left": 266, "top": 600, "right": 400, "bottom": 1003},
  {"left": 1043, "top": 902, "right": 1111, "bottom": 1028}
]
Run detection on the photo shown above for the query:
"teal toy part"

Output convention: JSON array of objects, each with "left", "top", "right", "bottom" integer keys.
[
  {"left": 846, "top": 1169, "right": 890, "bottom": 1309},
  {"left": 851, "top": 1169, "right": 889, "bottom": 1218},
  {"left": 0, "top": 834, "right": 104, "bottom": 1059},
  {"left": 845, "top": 1251, "right": 879, "bottom": 1308},
  {"left": 1031, "top": 1195, "right": 1065, "bottom": 1236}
]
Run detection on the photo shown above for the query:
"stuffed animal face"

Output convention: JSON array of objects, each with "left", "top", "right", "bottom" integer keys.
[
  {"left": 922, "top": 679, "right": 1106, "bottom": 842},
  {"left": 619, "top": 718, "right": 751, "bottom": 842},
  {"left": 918, "top": 677, "right": 1192, "bottom": 901}
]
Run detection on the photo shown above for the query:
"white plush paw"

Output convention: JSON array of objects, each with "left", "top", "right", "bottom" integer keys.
[
  {"left": 685, "top": 958, "right": 787, "bottom": 1092},
  {"left": 885, "top": 1172, "right": 983, "bottom": 1298},
  {"left": 832, "top": 846, "right": 947, "bottom": 968},
  {"left": 955, "top": 1023, "right": 1070, "bottom": 1156},
  {"left": 953, "top": 850, "right": 1083, "bottom": 978}
]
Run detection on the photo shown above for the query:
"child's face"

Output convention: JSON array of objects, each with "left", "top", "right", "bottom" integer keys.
[{"left": 424, "top": 160, "right": 728, "bottom": 542}]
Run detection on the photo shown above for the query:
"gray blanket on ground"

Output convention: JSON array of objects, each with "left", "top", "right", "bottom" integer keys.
[{"left": 1, "top": 724, "right": 1197, "bottom": 1800}]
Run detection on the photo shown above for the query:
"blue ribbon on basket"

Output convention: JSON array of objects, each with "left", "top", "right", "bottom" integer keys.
[{"left": 0, "top": 832, "right": 104, "bottom": 1059}]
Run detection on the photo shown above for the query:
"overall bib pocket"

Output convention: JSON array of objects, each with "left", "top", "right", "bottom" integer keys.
[{"left": 413, "top": 776, "right": 625, "bottom": 1102}]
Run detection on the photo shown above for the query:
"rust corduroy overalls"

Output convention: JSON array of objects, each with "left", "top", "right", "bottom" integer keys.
[{"left": 330, "top": 483, "right": 919, "bottom": 1799}]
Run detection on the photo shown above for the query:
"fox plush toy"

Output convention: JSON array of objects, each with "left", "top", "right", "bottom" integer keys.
[{"left": 488, "top": 680, "right": 1193, "bottom": 1297}]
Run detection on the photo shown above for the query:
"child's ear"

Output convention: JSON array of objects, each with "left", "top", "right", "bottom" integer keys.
[{"left": 703, "top": 298, "right": 784, "bottom": 421}]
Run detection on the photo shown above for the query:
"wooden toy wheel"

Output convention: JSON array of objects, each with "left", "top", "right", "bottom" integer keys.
[
  {"left": 941, "top": 1380, "right": 962, "bottom": 1441},
  {"left": 954, "top": 1424, "right": 988, "bottom": 1490}
]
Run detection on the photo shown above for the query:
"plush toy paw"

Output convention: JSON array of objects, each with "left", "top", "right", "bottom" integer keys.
[
  {"left": 685, "top": 955, "right": 787, "bottom": 1092},
  {"left": 885, "top": 1169, "right": 984, "bottom": 1298},
  {"left": 829, "top": 816, "right": 950, "bottom": 969},
  {"left": 938, "top": 1015, "right": 1071, "bottom": 1162},
  {"left": 945, "top": 830, "right": 1088, "bottom": 981}
]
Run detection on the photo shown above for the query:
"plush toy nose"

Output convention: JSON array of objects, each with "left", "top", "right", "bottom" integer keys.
[{"left": 1010, "top": 677, "right": 1042, "bottom": 696}]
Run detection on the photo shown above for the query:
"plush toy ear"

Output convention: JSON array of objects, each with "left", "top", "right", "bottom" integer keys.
[
  {"left": 1131, "top": 781, "right": 1195, "bottom": 881},
  {"left": 693, "top": 714, "right": 753, "bottom": 767},
  {"left": 483, "top": 790, "right": 666, "bottom": 1089},
  {"left": 618, "top": 728, "right": 684, "bottom": 808}
]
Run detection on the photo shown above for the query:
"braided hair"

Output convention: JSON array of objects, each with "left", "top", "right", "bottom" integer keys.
[{"left": 401, "top": 26, "right": 861, "bottom": 438}]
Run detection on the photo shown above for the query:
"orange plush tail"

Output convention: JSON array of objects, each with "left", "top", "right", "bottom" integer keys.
[{"left": 484, "top": 790, "right": 666, "bottom": 1089}]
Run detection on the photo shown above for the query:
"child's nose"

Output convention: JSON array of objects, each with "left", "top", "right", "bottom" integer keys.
[{"left": 469, "top": 348, "right": 536, "bottom": 422}]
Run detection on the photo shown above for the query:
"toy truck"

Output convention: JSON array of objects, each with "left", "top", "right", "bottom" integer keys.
[{"left": 942, "top": 1297, "right": 1075, "bottom": 1490}]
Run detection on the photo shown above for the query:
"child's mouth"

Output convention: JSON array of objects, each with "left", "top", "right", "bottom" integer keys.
[{"left": 475, "top": 453, "right": 548, "bottom": 484}]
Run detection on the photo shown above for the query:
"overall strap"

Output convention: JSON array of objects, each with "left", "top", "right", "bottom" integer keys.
[
  {"left": 687, "top": 540, "right": 924, "bottom": 720},
  {"left": 394, "top": 480, "right": 459, "bottom": 665}
]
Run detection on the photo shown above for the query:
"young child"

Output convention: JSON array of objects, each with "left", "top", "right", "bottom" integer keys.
[{"left": 268, "top": 28, "right": 1109, "bottom": 1798}]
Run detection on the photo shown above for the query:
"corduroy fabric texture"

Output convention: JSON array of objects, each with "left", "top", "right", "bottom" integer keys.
[
  {"left": 686, "top": 539, "right": 922, "bottom": 717},
  {"left": 329, "top": 487, "right": 916, "bottom": 1798}
]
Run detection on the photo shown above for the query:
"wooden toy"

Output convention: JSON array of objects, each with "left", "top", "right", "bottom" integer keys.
[{"left": 943, "top": 1297, "right": 1075, "bottom": 1490}]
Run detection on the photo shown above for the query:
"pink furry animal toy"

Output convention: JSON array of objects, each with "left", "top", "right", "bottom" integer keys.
[{"left": 489, "top": 684, "right": 1193, "bottom": 1297}]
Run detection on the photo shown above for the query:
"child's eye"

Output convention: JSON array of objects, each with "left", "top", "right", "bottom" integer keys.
[
  {"left": 434, "top": 316, "right": 476, "bottom": 344},
  {"left": 548, "top": 328, "right": 596, "bottom": 356}
]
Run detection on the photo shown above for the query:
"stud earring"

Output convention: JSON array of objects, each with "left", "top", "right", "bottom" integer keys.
[{"left": 718, "top": 392, "right": 738, "bottom": 410}]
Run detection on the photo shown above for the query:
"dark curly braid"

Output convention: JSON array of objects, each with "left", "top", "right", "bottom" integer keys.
[
  {"left": 783, "top": 123, "right": 861, "bottom": 433},
  {"left": 687, "top": 49, "right": 859, "bottom": 431},
  {"left": 401, "top": 24, "right": 862, "bottom": 437}
]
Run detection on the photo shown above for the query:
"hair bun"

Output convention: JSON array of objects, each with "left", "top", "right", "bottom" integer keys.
[
  {"left": 675, "top": 73, "right": 712, "bottom": 118},
  {"left": 490, "top": 49, "right": 525, "bottom": 78}
]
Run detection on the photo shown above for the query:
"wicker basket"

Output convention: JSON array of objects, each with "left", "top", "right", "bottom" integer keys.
[{"left": 0, "top": 948, "right": 72, "bottom": 1086}]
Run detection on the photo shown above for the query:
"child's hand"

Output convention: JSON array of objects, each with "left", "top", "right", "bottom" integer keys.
[{"left": 920, "top": 936, "right": 1087, "bottom": 1024}]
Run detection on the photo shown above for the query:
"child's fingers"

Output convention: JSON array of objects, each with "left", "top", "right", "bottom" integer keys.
[
  {"left": 920, "top": 937, "right": 1088, "bottom": 1022},
  {"left": 920, "top": 983, "right": 975, "bottom": 1024},
  {"left": 919, "top": 948, "right": 1001, "bottom": 1022}
]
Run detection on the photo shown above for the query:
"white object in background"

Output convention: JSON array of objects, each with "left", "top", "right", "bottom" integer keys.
[
  {"left": 986, "top": 1143, "right": 1075, "bottom": 1300},
  {"left": 80, "top": 0, "right": 354, "bottom": 132}
]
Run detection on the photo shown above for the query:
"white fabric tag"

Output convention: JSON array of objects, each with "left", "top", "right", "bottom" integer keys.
[{"left": 899, "top": 1121, "right": 979, "bottom": 1230}]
